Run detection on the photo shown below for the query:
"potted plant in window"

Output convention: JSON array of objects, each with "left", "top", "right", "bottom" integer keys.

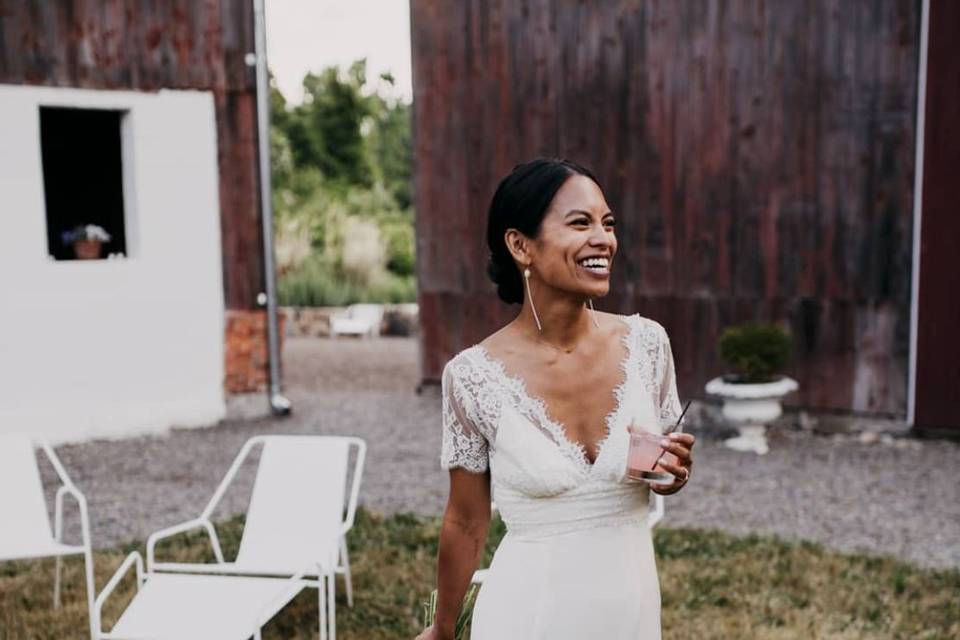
[
  {"left": 705, "top": 323, "right": 797, "bottom": 455},
  {"left": 61, "top": 224, "right": 111, "bottom": 260}
]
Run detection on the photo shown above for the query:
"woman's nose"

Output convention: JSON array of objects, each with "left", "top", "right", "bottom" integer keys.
[{"left": 588, "top": 224, "right": 613, "bottom": 247}]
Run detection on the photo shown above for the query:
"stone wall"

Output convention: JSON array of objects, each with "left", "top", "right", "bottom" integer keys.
[
  {"left": 224, "top": 310, "right": 285, "bottom": 393},
  {"left": 281, "top": 304, "right": 420, "bottom": 338}
]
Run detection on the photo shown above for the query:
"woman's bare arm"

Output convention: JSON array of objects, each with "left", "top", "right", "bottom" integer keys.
[{"left": 430, "top": 468, "right": 492, "bottom": 639}]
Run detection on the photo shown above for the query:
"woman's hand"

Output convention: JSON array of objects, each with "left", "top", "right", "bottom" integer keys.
[
  {"left": 651, "top": 432, "right": 695, "bottom": 495},
  {"left": 415, "top": 624, "right": 452, "bottom": 640}
]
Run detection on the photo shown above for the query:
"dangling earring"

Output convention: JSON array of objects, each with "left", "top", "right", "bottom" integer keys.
[
  {"left": 587, "top": 299, "right": 601, "bottom": 328},
  {"left": 523, "top": 267, "right": 543, "bottom": 332}
]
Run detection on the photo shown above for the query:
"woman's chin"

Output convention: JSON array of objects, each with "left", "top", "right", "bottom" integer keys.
[{"left": 579, "top": 284, "right": 610, "bottom": 299}]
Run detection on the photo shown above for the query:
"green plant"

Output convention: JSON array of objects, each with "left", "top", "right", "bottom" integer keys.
[
  {"left": 422, "top": 586, "right": 478, "bottom": 639},
  {"left": 381, "top": 218, "right": 416, "bottom": 276},
  {"left": 718, "top": 323, "right": 792, "bottom": 383},
  {"left": 278, "top": 253, "right": 416, "bottom": 307}
]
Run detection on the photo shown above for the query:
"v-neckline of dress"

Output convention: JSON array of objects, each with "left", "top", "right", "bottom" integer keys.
[{"left": 471, "top": 314, "right": 639, "bottom": 474}]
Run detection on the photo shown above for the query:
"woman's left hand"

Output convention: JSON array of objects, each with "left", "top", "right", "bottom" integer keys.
[{"left": 651, "top": 432, "right": 696, "bottom": 495}]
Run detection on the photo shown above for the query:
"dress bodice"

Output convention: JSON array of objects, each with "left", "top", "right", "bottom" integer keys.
[{"left": 440, "top": 314, "right": 682, "bottom": 539}]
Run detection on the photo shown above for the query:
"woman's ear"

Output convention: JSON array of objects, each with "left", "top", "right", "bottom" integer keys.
[{"left": 504, "top": 229, "right": 531, "bottom": 267}]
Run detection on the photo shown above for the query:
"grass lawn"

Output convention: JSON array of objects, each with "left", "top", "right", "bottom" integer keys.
[{"left": 2, "top": 509, "right": 958, "bottom": 639}]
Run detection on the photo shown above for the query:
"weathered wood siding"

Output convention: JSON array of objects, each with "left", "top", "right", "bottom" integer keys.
[
  {"left": 412, "top": 0, "right": 920, "bottom": 415},
  {"left": 914, "top": 0, "right": 960, "bottom": 436},
  {"left": 0, "top": 0, "right": 263, "bottom": 310}
]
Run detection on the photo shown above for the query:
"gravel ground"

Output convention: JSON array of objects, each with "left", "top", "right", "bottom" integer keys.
[{"left": 43, "top": 337, "right": 960, "bottom": 570}]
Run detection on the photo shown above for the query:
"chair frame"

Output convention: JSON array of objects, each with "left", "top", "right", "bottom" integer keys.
[
  {"left": 0, "top": 438, "right": 96, "bottom": 640},
  {"left": 329, "top": 303, "right": 384, "bottom": 338},
  {"left": 94, "top": 435, "right": 366, "bottom": 640}
]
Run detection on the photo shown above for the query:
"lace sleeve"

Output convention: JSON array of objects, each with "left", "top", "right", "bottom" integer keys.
[
  {"left": 657, "top": 325, "right": 683, "bottom": 427},
  {"left": 440, "top": 358, "right": 490, "bottom": 473}
]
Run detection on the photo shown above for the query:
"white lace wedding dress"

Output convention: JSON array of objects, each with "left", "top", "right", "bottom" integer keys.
[{"left": 440, "top": 314, "right": 682, "bottom": 640}]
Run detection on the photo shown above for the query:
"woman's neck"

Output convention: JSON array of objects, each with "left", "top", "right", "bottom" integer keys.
[{"left": 517, "top": 288, "right": 595, "bottom": 350}]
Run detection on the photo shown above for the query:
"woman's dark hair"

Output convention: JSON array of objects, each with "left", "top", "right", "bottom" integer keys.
[{"left": 486, "top": 158, "right": 601, "bottom": 304}]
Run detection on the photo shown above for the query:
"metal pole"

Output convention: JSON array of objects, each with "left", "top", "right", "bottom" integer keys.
[
  {"left": 907, "top": 0, "right": 930, "bottom": 429},
  {"left": 252, "top": 0, "right": 291, "bottom": 415}
]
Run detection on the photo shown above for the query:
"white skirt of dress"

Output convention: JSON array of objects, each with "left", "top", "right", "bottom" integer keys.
[{"left": 470, "top": 520, "right": 661, "bottom": 640}]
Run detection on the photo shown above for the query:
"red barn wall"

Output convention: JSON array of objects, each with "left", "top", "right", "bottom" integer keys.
[
  {"left": 914, "top": 0, "right": 960, "bottom": 436},
  {"left": 411, "top": 0, "right": 919, "bottom": 415}
]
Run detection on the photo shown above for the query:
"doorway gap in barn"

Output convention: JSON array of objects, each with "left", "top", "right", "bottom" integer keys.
[{"left": 39, "top": 106, "right": 129, "bottom": 261}]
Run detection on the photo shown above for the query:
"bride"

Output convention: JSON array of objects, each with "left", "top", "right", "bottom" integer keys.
[{"left": 416, "top": 158, "right": 696, "bottom": 640}]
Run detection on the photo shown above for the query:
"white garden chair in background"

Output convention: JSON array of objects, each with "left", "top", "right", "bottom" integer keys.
[
  {"left": 94, "top": 435, "right": 366, "bottom": 640},
  {"left": 0, "top": 434, "right": 96, "bottom": 639},
  {"left": 470, "top": 494, "right": 664, "bottom": 586},
  {"left": 329, "top": 303, "right": 384, "bottom": 338}
]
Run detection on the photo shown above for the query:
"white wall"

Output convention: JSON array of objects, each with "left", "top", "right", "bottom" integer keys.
[{"left": 0, "top": 85, "right": 226, "bottom": 443}]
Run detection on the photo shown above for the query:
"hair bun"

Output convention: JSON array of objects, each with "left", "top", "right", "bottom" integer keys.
[{"left": 487, "top": 255, "right": 523, "bottom": 304}]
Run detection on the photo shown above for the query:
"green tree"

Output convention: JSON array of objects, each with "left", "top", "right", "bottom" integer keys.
[
  {"left": 268, "top": 61, "right": 416, "bottom": 305},
  {"left": 368, "top": 95, "right": 413, "bottom": 208},
  {"left": 293, "top": 60, "right": 373, "bottom": 187}
]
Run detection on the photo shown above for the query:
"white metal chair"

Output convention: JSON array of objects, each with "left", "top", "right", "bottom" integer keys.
[
  {"left": 329, "top": 304, "right": 384, "bottom": 337},
  {"left": 95, "top": 435, "right": 366, "bottom": 640},
  {"left": 470, "top": 493, "right": 664, "bottom": 586},
  {"left": 0, "top": 434, "right": 96, "bottom": 639}
]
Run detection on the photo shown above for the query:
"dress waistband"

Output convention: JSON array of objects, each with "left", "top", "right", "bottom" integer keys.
[{"left": 494, "top": 482, "right": 651, "bottom": 540}]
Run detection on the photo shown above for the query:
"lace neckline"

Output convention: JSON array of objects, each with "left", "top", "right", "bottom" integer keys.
[{"left": 469, "top": 314, "right": 640, "bottom": 474}]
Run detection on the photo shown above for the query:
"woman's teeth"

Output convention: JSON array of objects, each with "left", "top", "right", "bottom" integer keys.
[{"left": 578, "top": 257, "right": 610, "bottom": 273}]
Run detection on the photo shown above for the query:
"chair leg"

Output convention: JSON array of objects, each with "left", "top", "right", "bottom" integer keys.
[
  {"left": 54, "top": 556, "right": 62, "bottom": 609},
  {"left": 327, "top": 570, "right": 337, "bottom": 640},
  {"left": 84, "top": 549, "right": 96, "bottom": 640},
  {"left": 339, "top": 537, "right": 353, "bottom": 608},
  {"left": 318, "top": 576, "right": 328, "bottom": 640}
]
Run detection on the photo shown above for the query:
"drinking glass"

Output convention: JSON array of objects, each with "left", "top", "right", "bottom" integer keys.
[{"left": 625, "top": 424, "right": 677, "bottom": 484}]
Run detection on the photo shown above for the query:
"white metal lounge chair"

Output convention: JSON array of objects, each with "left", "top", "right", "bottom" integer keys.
[
  {"left": 329, "top": 304, "right": 384, "bottom": 337},
  {"left": 470, "top": 494, "right": 664, "bottom": 586},
  {"left": 94, "top": 435, "right": 366, "bottom": 640},
  {"left": 0, "top": 434, "right": 96, "bottom": 639}
]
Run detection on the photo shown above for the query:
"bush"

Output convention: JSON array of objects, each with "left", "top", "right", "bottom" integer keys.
[
  {"left": 278, "top": 253, "right": 416, "bottom": 307},
  {"left": 381, "top": 219, "right": 416, "bottom": 276},
  {"left": 718, "top": 323, "right": 792, "bottom": 383}
]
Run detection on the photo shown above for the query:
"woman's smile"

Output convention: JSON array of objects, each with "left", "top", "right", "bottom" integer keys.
[{"left": 576, "top": 255, "right": 612, "bottom": 277}]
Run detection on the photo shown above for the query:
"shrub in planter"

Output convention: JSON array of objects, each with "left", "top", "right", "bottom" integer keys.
[
  {"left": 718, "top": 323, "right": 792, "bottom": 383},
  {"left": 707, "top": 322, "right": 797, "bottom": 455}
]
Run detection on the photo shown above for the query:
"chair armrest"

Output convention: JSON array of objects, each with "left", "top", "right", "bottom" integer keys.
[
  {"left": 146, "top": 518, "right": 224, "bottom": 570},
  {"left": 93, "top": 551, "right": 144, "bottom": 636},
  {"left": 54, "top": 484, "right": 92, "bottom": 551}
]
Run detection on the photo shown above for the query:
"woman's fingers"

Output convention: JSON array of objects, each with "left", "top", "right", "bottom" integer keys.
[
  {"left": 659, "top": 440, "right": 691, "bottom": 462},
  {"left": 668, "top": 432, "right": 695, "bottom": 448},
  {"left": 656, "top": 460, "right": 689, "bottom": 480},
  {"left": 662, "top": 433, "right": 695, "bottom": 461}
]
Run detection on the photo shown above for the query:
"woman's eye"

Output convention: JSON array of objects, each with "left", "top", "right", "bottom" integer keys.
[
  {"left": 604, "top": 219, "right": 617, "bottom": 228},
  {"left": 570, "top": 218, "right": 590, "bottom": 226}
]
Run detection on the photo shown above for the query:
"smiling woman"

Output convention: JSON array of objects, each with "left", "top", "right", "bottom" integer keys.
[
  {"left": 485, "top": 159, "right": 612, "bottom": 306},
  {"left": 418, "top": 158, "right": 696, "bottom": 640}
]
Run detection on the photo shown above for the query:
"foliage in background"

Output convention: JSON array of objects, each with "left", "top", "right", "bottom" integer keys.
[
  {"left": 270, "top": 61, "right": 415, "bottom": 307},
  {"left": 3, "top": 509, "right": 958, "bottom": 639},
  {"left": 719, "top": 323, "right": 793, "bottom": 383}
]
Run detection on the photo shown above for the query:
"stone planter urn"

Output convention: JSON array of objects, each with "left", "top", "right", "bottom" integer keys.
[{"left": 705, "top": 376, "right": 798, "bottom": 455}]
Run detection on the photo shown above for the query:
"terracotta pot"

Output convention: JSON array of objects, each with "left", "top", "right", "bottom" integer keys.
[{"left": 73, "top": 239, "right": 103, "bottom": 260}]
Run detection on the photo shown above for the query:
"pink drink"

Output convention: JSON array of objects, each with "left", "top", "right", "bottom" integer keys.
[{"left": 626, "top": 425, "right": 677, "bottom": 483}]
